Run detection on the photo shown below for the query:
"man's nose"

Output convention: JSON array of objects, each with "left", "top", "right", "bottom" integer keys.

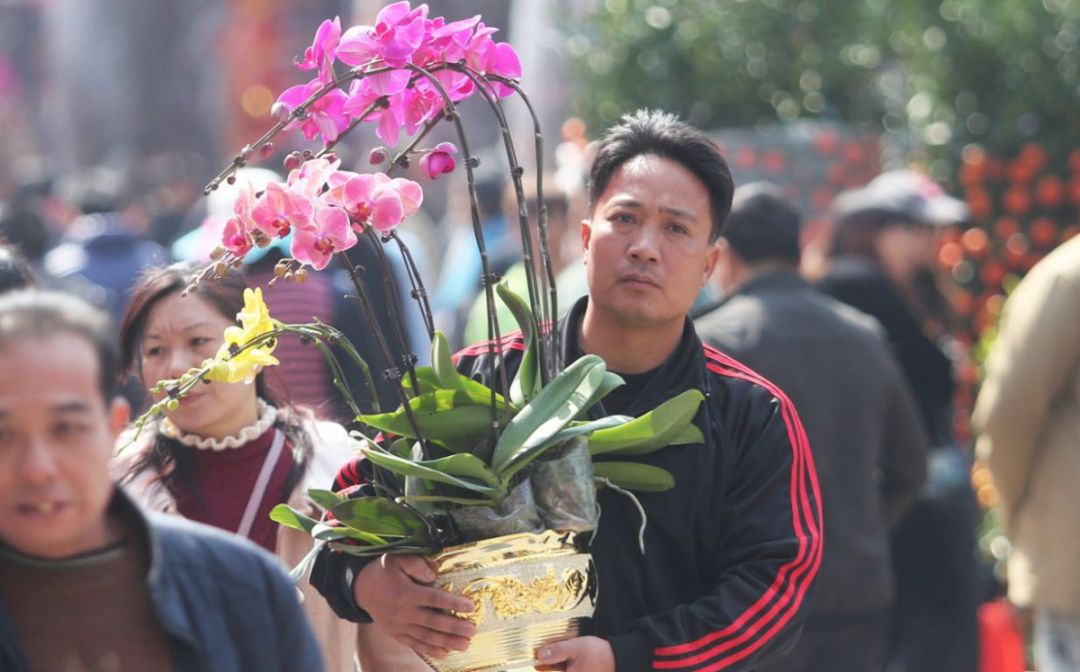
[
  {"left": 19, "top": 437, "right": 60, "bottom": 485},
  {"left": 627, "top": 226, "right": 661, "bottom": 263}
]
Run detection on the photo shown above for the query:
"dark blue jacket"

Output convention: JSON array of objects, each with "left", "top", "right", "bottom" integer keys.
[{"left": 0, "top": 490, "right": 324, "bottom": 672}]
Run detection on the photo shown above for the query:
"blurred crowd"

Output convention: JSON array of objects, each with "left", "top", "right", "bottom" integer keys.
[{"left": 1, "top": 115, "right": 1077, "bottom": 672}]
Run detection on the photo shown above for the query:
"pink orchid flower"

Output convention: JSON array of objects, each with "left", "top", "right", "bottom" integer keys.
[
  {"left": 295, "top": 17, "right": 341, "bottom": 84},
  {"left": 335, "top": 174, "right": 405, "bottom": 233},
  {"left": 417, "top": 14, "right": 480, "bottom": 65},
  {"left": 251, "top": 182, "right": 314, "bottom": 239},
  {"left": 390, "top": 178, "right": 424, "bottom": 217},
  {"left": 287, "top": 157, "right": 341, "bottom": 198},
  {"left": 275, "top": 78, "right": 350, "bottom": 143},
  {"left": 343, "top": 70, "right": 411, "bottom": 146},
  {"left": 403, "top": 83, "right": 443, "bottom": 136},
  {"left": 337, "top": 1, "right": 429, "bottom": 69},
  {"left": 222, "top": 217, "right": 254, "bottom": 257},
  {"left": 291, "top": 205, "right": 357, "bottom": 271},
  {"left": 465, "top": 35, "right": 521, "bottom": 98},
  {"left": 420, "top": 142, "right": 457, "bottom": 180}
]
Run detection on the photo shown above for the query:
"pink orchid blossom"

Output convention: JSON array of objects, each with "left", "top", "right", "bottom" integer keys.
[
  {"left": 343, "top": 71, "right": 411, "bottom": 146},
  {"left": 287, "top": 156, "right": 341, "bottom": 198},
  {"left": 222, "top": 217, "right": 254, "bottom": 257},
  {"left": 296, "top": 17, "right": 341, "bottom": 84},
  {"left": 403, "top": 84, "right": 443, "bottom": 135},
  {"left": 335, "top": 174, "right": 405, "bottom": 233},
  {"left": 337, "top": 2, "right": 430, "bottom": 69},
  {"left": 275, "top": 78, "right": 350, "bottom": 143},
  {"left": 390, "top": 178, "right": 424, "bottom": 217},
  {"left": 416, "top": 15, "right": 480, "bottom": 65},
  {"left": 251, "top": 182, "right": 314, "bottom": 239},
  {"left": 420, "top": 142, "right": 457, "bottom": 180},
  {"left": 291, "top": 205, "right": 357, "bottom": 271},
  {"left": 465, "top": 35, "right": 521, "bottom": 98}
]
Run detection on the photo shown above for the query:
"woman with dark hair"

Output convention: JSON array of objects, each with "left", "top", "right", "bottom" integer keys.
[
  {"left": 819, "top": 174, "right": 979, "bottom": 672},
  {"left": 111, "top": 262, "right": 360, "bottom": 671}
]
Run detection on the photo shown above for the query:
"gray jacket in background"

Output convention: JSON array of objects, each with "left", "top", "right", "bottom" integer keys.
[{"left": 696, "top": 269, "right": 927, "bottom": 613}]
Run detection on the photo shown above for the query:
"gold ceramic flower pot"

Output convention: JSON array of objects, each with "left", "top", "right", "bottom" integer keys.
[{"left": 423, "top": 529, "right": 598, "bottom": 672}]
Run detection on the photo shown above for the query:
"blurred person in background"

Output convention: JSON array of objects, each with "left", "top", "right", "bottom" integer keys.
[
  {"left": 111, "top": 263, "right": 361, "bottom": 671},
  {"left": 0, "top": 202, "right": 52, "bottom": 277},
  {"left": 0, "top": 241, "right": 36, "bottom": 293},
  {"left": 819, "top": 170, "right": 979, "bottom": 672},
  {"left": 462, "top": 176, "right": 586, "bottom": 344},
  {"left": 43, "top": 166, "right": 170, "bottom": 325},
  {"left": 973, "top": 233, "right": 1080, "bottom": 672},
  {"left": 697, "top": 182, "right": 928, "bottom": 672},
  {"left": 0, "top": 289, "right": 323, "bottom": 672}
]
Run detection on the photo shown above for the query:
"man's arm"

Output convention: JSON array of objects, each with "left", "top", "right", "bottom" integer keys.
[
  {"left": 262, "top": 548, "right": 327, "bottom": 671},
  {"left": 603, "top": 358, "right": 822, "bottom": 672},
  {"left": 974, "top": 270, "right": 1080, "bottom": 530}
]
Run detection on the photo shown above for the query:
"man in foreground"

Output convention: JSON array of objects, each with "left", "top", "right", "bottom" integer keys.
[
  {"left": 0, "top": 289, "right": 323, "bottom": 672},
  {"left": 312, "top": 110, "right": 822, "bottom": 672},
  {"left": 696, "top": 182, "right": 927, "bottom": 671}
]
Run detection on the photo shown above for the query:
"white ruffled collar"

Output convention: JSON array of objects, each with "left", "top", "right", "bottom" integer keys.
[{"left": 159, "top": 399, "right": 278, "bottom": 451}]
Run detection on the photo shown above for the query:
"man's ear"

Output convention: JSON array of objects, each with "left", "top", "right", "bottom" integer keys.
[
  {"left": 702, "top": 239, "right": 722, "bottom": 287},
  {"left": 108, "top": 397, "right": 130, "bottom": 436},
  {"left": 580, "top": 219, "right": 593, "bottom": 260}
]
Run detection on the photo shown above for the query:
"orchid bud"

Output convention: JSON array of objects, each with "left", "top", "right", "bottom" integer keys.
[
  {"left": 271, "top": 102, "right": 291, "bottom": 122},
  {"left": 260, "top": 142, "right": 275, "bottom": 158},
  {"left": 227, "top": 175, "right": 237, "bottom": 185},
  {"left": 369, "top": 147, "right": 388, "bottom": 165},
  {"left": 283, "top": 152, "right": 303, "bottom": 172},
  {"left": 166, "top": 399, "right": 180, "bottom": 412}
]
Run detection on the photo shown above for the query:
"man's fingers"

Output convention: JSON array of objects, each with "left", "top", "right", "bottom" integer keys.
[
  {"left": 405, "top": 623, "right": 473, "bottom": 652},
  {"left": 536, "top": 640, "right": 574, "bottom": 664},
  {"left": 396, "top": 633, "right": 450, "bottom": 660},
  {"left": 422, "top": 584, "right": 476, "bottom": 615},
  {"left": 413, "top": 606, "right": 477, "bottom": 639},
  {"left": 394, "top": 554, "right": 437, "bottom": 583}
]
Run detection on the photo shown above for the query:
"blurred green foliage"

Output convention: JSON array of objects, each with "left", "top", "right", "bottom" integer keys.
[{"left": 561, "top": 0, "right": 1080, "bottom": 175}]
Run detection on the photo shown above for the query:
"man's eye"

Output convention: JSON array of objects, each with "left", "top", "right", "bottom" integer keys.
[
  {"left": 668, "top": 223, "right": 690, "bottom": 235},
  {"left": 612, "top": 213, "right": 634, "bottom": 224}
]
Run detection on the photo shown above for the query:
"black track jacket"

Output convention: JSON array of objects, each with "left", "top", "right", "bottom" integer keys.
[{"left": 312, "top": 297, "right": 822, "bottom": 672}]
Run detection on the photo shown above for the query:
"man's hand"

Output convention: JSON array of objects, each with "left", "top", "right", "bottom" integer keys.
[
  {"left": 535, "top": 636, "right": 615, "bottom": 671},
  {"left": 353, "top": 554, "right": 476, "bottom": 659}
]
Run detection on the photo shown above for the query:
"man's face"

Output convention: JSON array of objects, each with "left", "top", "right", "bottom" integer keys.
[
  {"left": 582, "top": 154, "right": 718, "bottom": 328},
  {"left": 0, "top": 334, "right": 124, "bottom": 558}
]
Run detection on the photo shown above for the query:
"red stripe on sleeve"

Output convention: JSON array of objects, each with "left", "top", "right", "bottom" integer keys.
[{"left": 649, "top": 346, "right": 822, "bottom": 670}]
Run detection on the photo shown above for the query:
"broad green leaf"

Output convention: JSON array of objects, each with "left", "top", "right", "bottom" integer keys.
[
  {"left": 398, "top": 495, "right": 499, "bottom": 506},
  {"left": 360, "top": 389, "right": 497, "bottom": 441},
  {"left": 588, "top": 389, "right": 705, "bottom": 456},
  {"left": 432, "top": 331, "right": 464, "bottom": 391},
  {"left": 594, "top": 461, "right": 675, "bottom": 492},
  {"left": 362, "top": 446, "right": 502, "bottom": 496},
  {"left": 492, "top": 355, "right": 607, "bottom": 479},
  {"left": 269, "top": 504, "right": 319, "bottom": 534},
  {"left": 312, "top": 522, "right": 389, "bottom": 546},
  {"left": 307, "top": 488, "right": 346, "bottom": 512},
  {"left": 329, "top": 540, "right": 434, "bottom": 557},
  {"left": 497, "top": 283, "right": 540, "bottom": 406},
  {"left": 403, "top": 366, "right": 513, "bottom": 411},
  {"left": 328, "top": 497, "right": 429, "bottom": 538},
  {"left": 520, "top": 415, "right": 633, "bottom": 461},
  {"left": 576, "top": 371, "right": 626, "bottom": 418}
]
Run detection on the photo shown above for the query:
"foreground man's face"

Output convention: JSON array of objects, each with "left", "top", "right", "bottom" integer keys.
[{"left": 0, "top": 334, "right": 122, "bottom": 558}]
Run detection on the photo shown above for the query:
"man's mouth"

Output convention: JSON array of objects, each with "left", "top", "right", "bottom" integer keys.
[
  {"left": 16, "top": 500, "right": 66, "bottom": 516},
  {"left": 619, "top": 272, "right": 661, "bottom": 288}
]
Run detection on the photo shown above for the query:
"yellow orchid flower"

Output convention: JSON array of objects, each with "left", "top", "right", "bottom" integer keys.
[
  {"left": 206, "top": 288, "right": 282, "bottom": 384},
  {"left": 206, "top": 347, "right": 280, "bottom": 384}
]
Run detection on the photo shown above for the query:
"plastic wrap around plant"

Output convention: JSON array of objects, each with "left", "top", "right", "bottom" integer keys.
[
  {"left": 450, "top": 480, "right": 542, "bottom": 541},
  {"left": 530, "top": 437, "right": 599, "bottom": 534}
]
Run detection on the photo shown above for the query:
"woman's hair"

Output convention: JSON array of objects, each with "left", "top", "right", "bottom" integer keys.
[
  {"left": 118, "top": 262, "right": 311, "bottom": 505},
  {"left": 0, "top": 242, "right": 36, "bottom": 294}
]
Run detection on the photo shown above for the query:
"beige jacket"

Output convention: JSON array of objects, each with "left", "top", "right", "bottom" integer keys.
[
  {"left": 974, "top": 234, "right": 1080, "bottom": 612},
  {"left": 113, "top": 418, "right": 366, "bottom": 671}
]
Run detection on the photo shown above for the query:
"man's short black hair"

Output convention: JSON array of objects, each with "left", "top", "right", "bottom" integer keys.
[
  {"left": 0, "top": 290, "right": 119, "bottom": 400},
  {"left": 722, "top": 182, "right": 802, "bottom": 265},
  {"left": 0, "top": 243, "right": 36, "bottom": 293},
  {"left": 588, "top": 109, "right": 734, "bottom": 242}
]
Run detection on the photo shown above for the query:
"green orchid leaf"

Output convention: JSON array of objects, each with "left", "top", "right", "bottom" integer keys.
[
  {"left": 269, "top": 504, "right": 319, "bottom": 534},
  {"left": 327, "top": 496, "right": 429, "bottom": 538},
  {"left": 432, "top": 331, "right": 465, "bottom": 391},
  {"left": 576, "top": 370, "right": 626, "bottom": 418},
  {"left": 492, "top": 355, "right": 607, "bottom": 479},
  {"left": 360, "top": 389, "right": 497, "bottom": 441},
  {"left": 497, "top": 282, "right": 540, "bottom": 406},
  {"left": 521, "top": 415, "right": 633, "bottom": 461},
  {"left": 588, "top": 389, "right": 705, "bottom": 456},
  {"left": 398, "top": 494, "right": 500, "bottom": 506},
  {"left": 328, "top": 540, "right": 434, "bottom": 557},
  {"left": 306, "top": 488, "right": 347, "bottom": 512},
  {"left": 362, "top": 445, "right": 502, "bottom": 496},
  {"left": 401, "top": 366, "right": 438, "bottom": 397},
  {"left": 593, "top": 461, "right": 676, "bottom": 492},
  {"left": 312, "top": 522, "right": 389, "bottom": 546}
]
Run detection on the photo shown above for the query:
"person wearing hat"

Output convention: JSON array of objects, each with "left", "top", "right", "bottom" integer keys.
[{"left": 820, "top": 171, "right": 979, "bottom": 672}]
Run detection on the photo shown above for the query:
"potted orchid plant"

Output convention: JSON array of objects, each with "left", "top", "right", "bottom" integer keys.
[{"left": 136, "top": 4, "right": 707, "bottom": 670}]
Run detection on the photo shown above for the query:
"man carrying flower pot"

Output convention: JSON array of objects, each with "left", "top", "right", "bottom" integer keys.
[
  {"left": 312, "top": 110, "right": 822, "bottom": 672},
  {"left": 0, "top": 290, "right": 324, "bottom": 672}
]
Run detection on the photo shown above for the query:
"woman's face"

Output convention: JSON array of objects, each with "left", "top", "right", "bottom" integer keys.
[
  {"left": 139, "top": 291, "right": 258, "bottom": 439},
  {"left": 875, "top": 222, "right": 936, "bottom": 284}
]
